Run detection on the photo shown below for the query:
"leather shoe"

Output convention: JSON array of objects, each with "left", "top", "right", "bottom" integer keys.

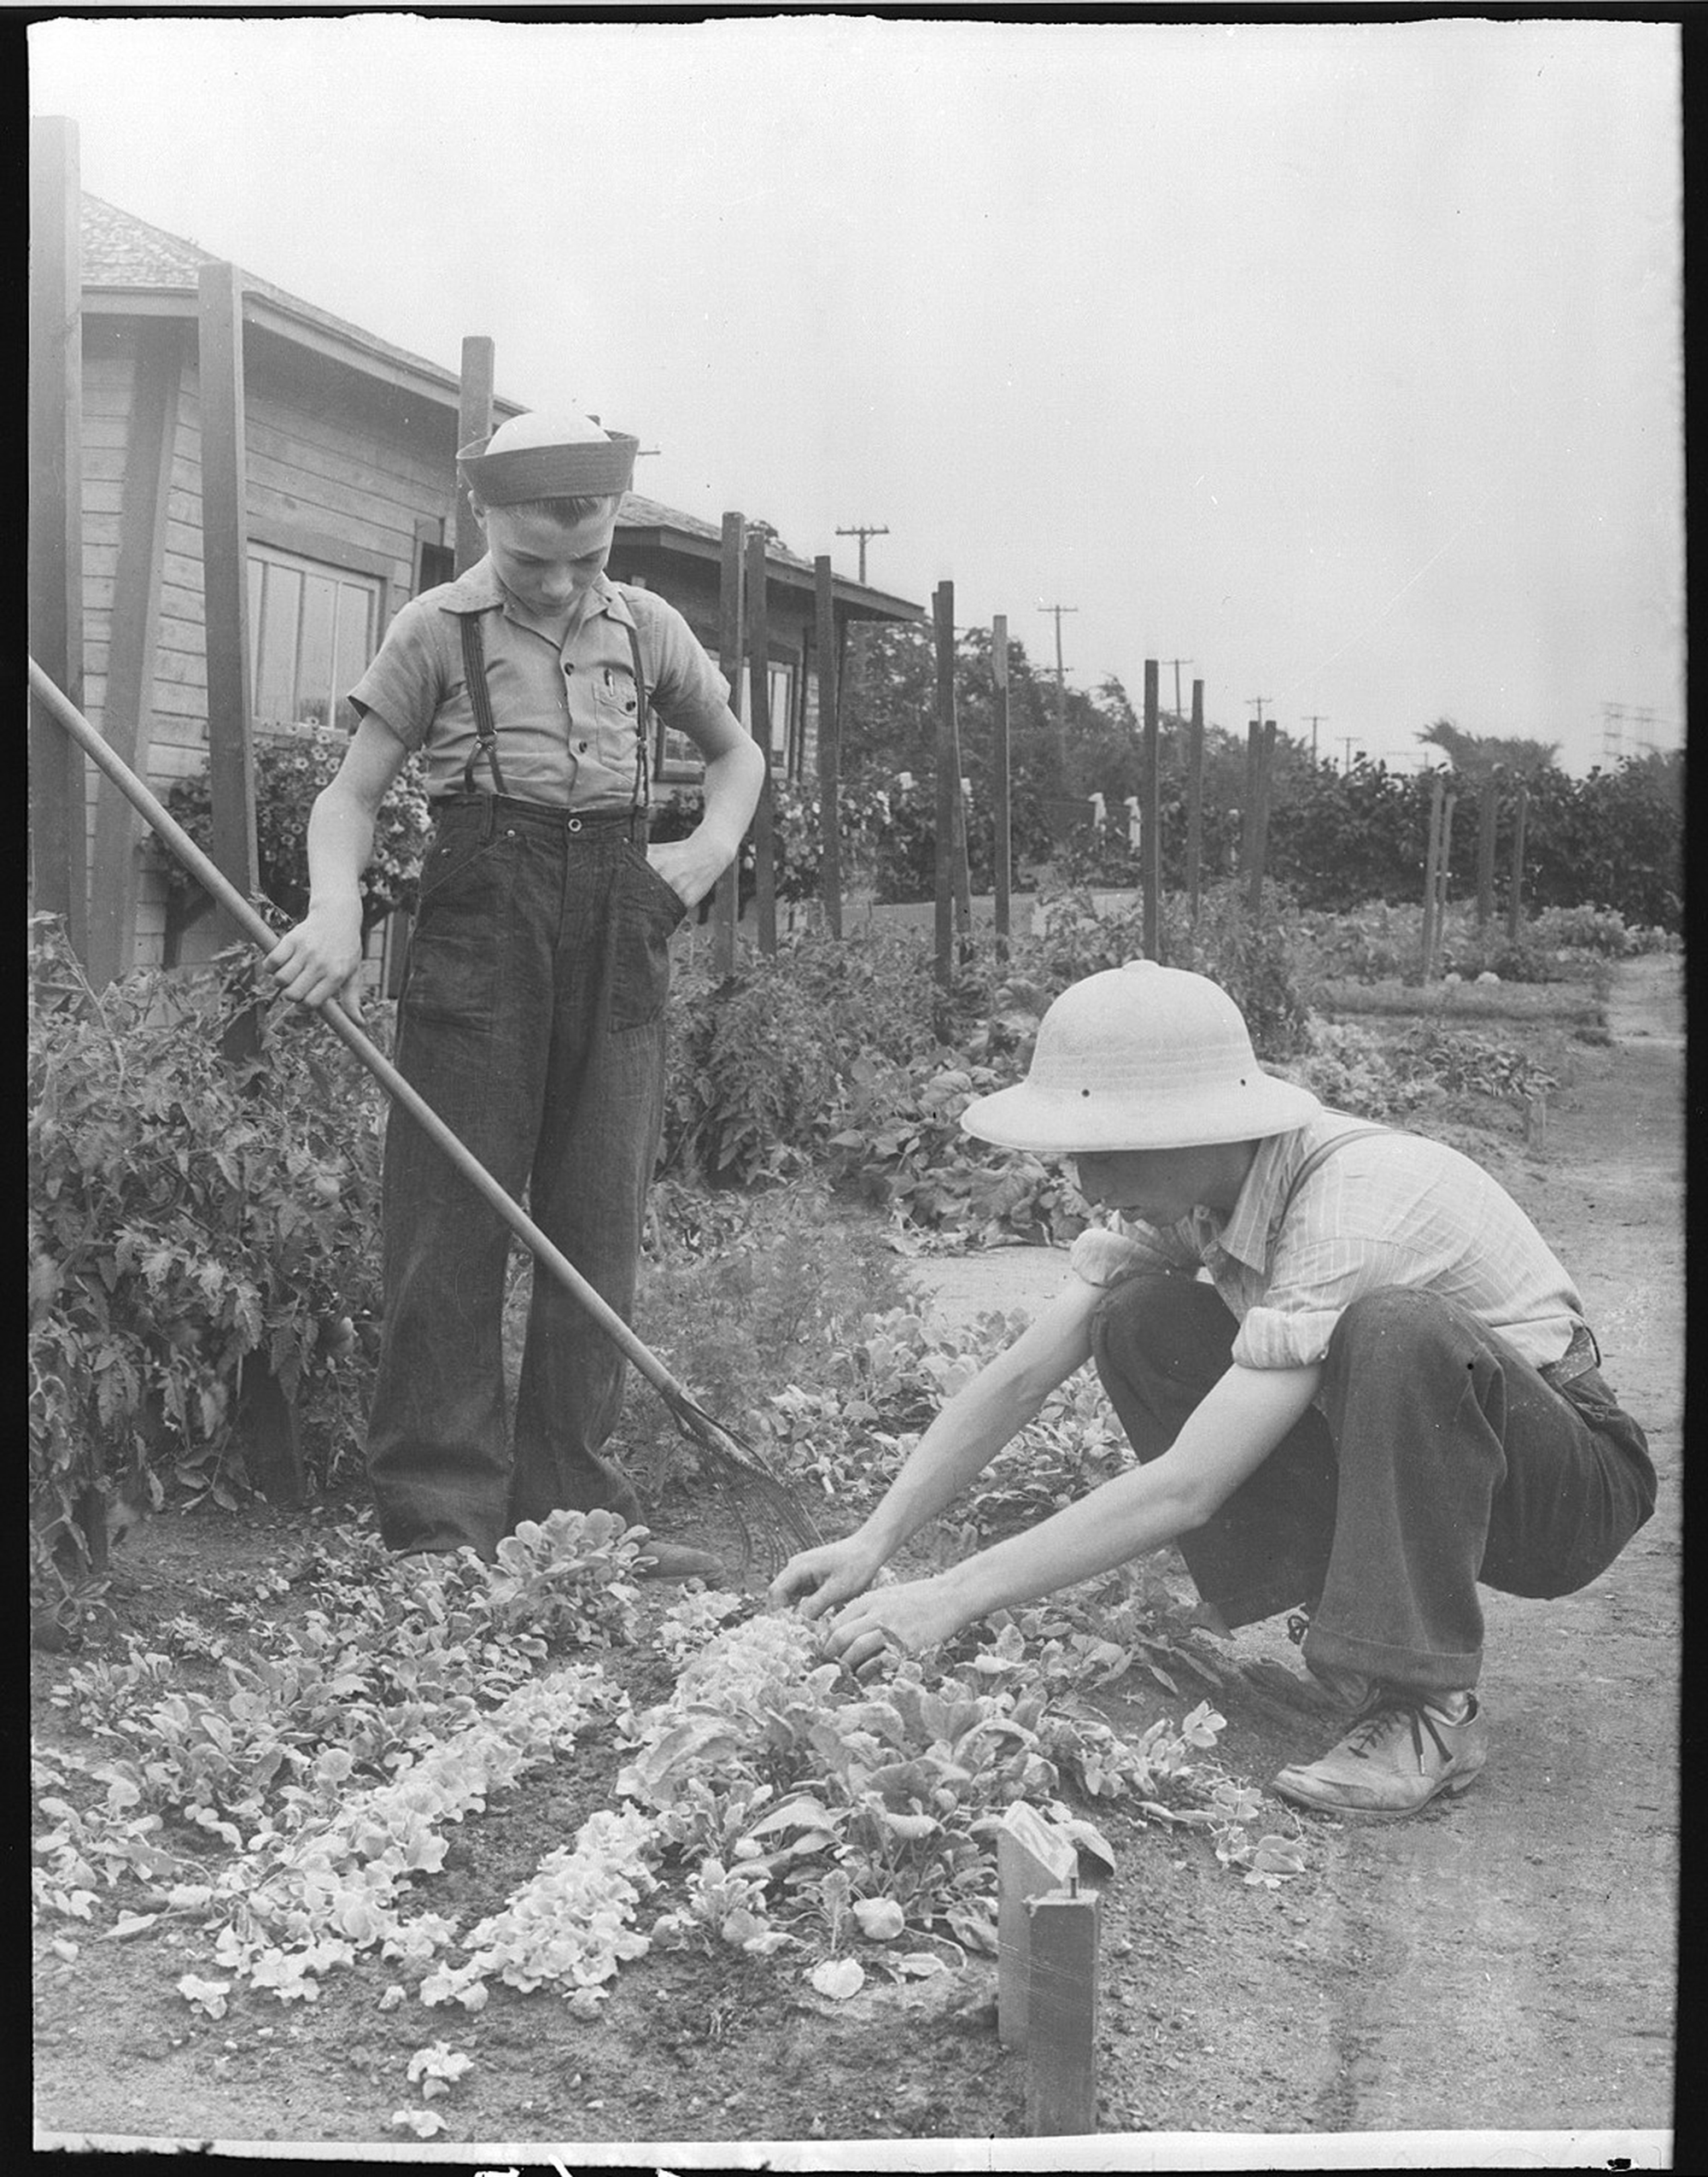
[{"left": 1271, "top": 1691, "right": 1489, "bottom": 1819}]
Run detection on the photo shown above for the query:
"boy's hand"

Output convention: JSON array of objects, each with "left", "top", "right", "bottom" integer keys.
[
  {"left": 266, "top": 898, "right": 366, "bottom": 1016},
  {"left": 768, "top": 1533, "right": 887, "bottom": 1622},
  {"left": 646, "top": 833, "right": 728, "bottom": 913},
  {"left": 822, "top": 1576, "right": 970, "bottom": 1674}
]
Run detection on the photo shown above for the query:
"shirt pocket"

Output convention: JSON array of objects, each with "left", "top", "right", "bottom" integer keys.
[{"left": 588, "top": 662, "right": 646, "bottom": 787}]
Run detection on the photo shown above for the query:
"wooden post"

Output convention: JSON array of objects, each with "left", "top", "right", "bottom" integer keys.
[
  {"left": 997, "top": 1804, "right": 1078, "bottom": 2050},
  {"left": 1025, "top": 1889, "right": 1102, "bottom": 2136},
  {"left": 1506, "top": 779, "right": 1530, "bottom": 946},
  {"left": 1142, "top": 658, "right": 1161, "bottom": 960},
  {"left": 454, "top": 336, "right": 495, "bottom": 576},
  {"left": 992, "top": 614, "right": 1012, "bottom": 953},
  {"left": 1436, "top": 789, "right": 1458, "bottom": 969},
  {"left": 1476, "top": 781, "right": 1500, "bottom": 929},
  {"left": 813, "top": 555, "right": 842, "bottom": 939},
  {"left": 88, "top": 321, "right": 185, "bottom": 986},
  {"left": 933, "top": 582, "right": 957, "bottom": 993},
  {"left": 1245, "top": 719, "right": 1275, "bottom": 918},
  {"left": 1420, "top": 776, "right": 1445, "bottom": 978},
  {"left": 1187, "top": 678, "right": 1204, "bottom": 922},
  {"left": 28, "top": 114, "right": 88, "bottom": 957},
  {"left": 713, "top": 513, "right": 746, "bottom": 975},
  {"left": 196, "top": 262, "right": 260, "bottom": 949},
  {"left": 746, "top": 530, "right": 776, "bottom": 956},
  {"left": 1240, "top": 720, "right": 1261, "bottom": 878}
]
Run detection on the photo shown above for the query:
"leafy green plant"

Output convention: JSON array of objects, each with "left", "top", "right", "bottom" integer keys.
[{"left": 28, "top": 924, "right": 386, "bottom": 1605}]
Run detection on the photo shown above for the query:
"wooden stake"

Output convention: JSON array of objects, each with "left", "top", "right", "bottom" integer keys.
[
  {"left": 28, "top": 114, "right": 88, "bottom": 957},
  {"left": 992, "top": 615, "right": 1012, "bottom": 953},
  {"left": 1421, "top": 777, "right": 1445, "bottom": 977},
  {"left": 1142, "top": 658, "right": 1161, "bottom": 960},
  {"left": 1025, "top": 1888, "right": 1101, "bottom": 2137},
  {"left": 746, "top": 530, "right": 776, "bottom": 956},
  {"left": 714, "top": 513, "right": 746, "bottom": 976},
  {"left": 454, "top": 336, "right": 495, "bottom": 576},
  {"left": 1436, "top": 790, "right": 1458, "bottom": 969},
  {"left": 997, "top": 1803, "right": 1078, "bottom": 2050},
  {"left": 813, "top": 555, "right": 842, "bottom": 939},
  {"left": 1246, "top": 719, "right": 1275, "bottom": 918},
  {"left": 1476, "top": 781, "right": 1500, "bottom": 929},
  {"left": 933, "top": 582, "right": 957, "bottom": 993},
  {"left": 1506, "top": 779, "right": 1530, "bottom": 946},
  {"left": 196, "top": 262, "right": 260, "bottom": 953},
  {"left": 1187, "top": 678, "right": 1205, "bottom": 923}
]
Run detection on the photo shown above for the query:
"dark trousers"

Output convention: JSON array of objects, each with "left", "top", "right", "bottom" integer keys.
[
  {"left": 367, "top": 795, "right": 687, "bottom": 1555},
  {"left": 1091, "top": 1274, "right": 1657, "bottom": 1695}
]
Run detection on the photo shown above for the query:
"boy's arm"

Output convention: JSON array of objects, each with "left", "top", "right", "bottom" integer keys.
[
  {"left": 265, "top": 715, "right": 410, "bottom": 1014},
  {"left": 768, "top": 1276, "right": 1104, "bottom": 1618},
  {"left": 822, "top": 1357, "right": 1324, "bottom": 1670},
  {"left": 647, "top": 711, "right": 764, "bottom": 910}
]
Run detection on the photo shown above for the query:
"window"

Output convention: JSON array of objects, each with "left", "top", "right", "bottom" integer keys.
[
  {"left": 247, "top": 543, "right": 385, "bottom": 731},
  {"left": 655, "top": 654, "right": 797, "bottom": 784}
]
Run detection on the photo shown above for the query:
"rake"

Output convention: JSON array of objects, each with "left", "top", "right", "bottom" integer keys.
[{"left": 28, "top": 656, "right": 823, "bottom": 1573}]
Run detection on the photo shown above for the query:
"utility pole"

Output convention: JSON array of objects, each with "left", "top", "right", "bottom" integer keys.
[
  {"left": 1247, "top": 695, "right": 1272, "bottom": 728},
  {"left": 1163, "top": 658, "right": 1195, "bottom": 723},
  {"left": 1340, "top": 735, "right": 1358, "bottom": 770},
  {"left": 835, "top": 524, "right": 889, "bottom": 584},
  {"left": 1302, "top": 714, "right": 1328, "bottom": 765},
  {"left": 1038, "top": 602, "right": 1078, "bottom": 769}
]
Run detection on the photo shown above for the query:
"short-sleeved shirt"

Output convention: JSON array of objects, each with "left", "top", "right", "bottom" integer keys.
[
  {"left": 1069, "top": 1112, "right": 1585, "bottom": 1373},
  {"left": 348, "top": 560, "right": 739, "bottom": 809}
]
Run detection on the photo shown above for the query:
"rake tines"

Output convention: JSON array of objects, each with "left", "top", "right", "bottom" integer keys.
[{"left": 660, "top": 1386, "right": 823, "bottom": 1574}]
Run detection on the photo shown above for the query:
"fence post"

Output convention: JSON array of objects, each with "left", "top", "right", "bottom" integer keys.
[
  {"left": 746, "top": 529, "right": 776, "bottom": 956},
  {"left": 1187, "top": 679, "right": 1205, "bottom": 924},
  {"left": 1141, "top": 658, "right": 1161, "bottom": 960},
  {"left": 1506, "top": 779, "right": 1530, "bottom": 945},
  {"left": 992, "top": 614, "right": 1012, "bottom": 955},
  {"left": 28, "top": 114, "right": 88, "bottom": 957},
  {"left": 1245, "top": 720, "right": 1275, "bottom": 918},
  {"left": 454, "top": 336, "right": 495, "bottom": 576},
  {"left": 933, "top": 581, "right": 958, "bottom": 994},
  {"left": 1420, "top": 777, "right": 1445, "bottom": 977},
  {"left": 196, "top": 262, "right": 260, "bottom": 957},
  {"left": 714, "top": 513, "right": 746, "bottom": 975},
  {"left": 813, "top": 555, "right": 842, "bottom": 939},
  {"left": 1476, "top": 781, "right": 1500, "bottom": 929}
]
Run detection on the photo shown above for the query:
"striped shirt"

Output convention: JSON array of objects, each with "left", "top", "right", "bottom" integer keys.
[{"left": 1068, "top": 1113, "right": 1586, "bottom": 1372}]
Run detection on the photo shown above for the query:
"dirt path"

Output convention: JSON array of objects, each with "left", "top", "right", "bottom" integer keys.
[{"left": 907, "top": 954, "right": 1683, "bottom": 2155}]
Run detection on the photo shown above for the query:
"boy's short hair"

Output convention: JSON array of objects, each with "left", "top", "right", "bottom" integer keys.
[{"left": 472, "top": 490, "right": 621, "bottom": 529}]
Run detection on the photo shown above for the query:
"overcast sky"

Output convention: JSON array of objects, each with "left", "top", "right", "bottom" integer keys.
[{"left": 30, "top": 13, "right": 1682, "bottom": 775}]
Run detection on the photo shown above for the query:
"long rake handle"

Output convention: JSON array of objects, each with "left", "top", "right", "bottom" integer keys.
[{"left": 28, "top": 655, "right": 708, "bottom": 1417}]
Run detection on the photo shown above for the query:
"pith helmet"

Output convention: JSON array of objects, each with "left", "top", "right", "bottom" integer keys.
[{"left": 960, "top": 960, "right": 1320, "bottom": 1153}]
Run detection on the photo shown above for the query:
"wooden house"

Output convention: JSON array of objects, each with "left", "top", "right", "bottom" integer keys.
[{"left": 28, "top": 120, "right": 921, "bottom": 985}]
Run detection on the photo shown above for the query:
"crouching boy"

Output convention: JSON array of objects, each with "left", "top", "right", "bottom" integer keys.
[{"left": 770, "top": 962, "right": 1655, "bottom": 1819}]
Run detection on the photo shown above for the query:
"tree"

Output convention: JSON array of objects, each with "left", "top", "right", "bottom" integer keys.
[{"left": 1417, "top": 717, "right": 1560, "bottom": 781}]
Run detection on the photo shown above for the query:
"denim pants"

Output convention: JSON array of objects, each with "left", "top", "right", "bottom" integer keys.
[
  {"left": 367, "top": 794, "right": 687, "bottom": 1554},
  {"left": 1091, "top": 1274, "right": 1657, "bottom": 1695}
]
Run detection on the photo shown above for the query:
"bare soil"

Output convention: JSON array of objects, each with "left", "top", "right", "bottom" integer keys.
[{"left": 32, "top": 958, "right": 1682, "bottom": 2164}]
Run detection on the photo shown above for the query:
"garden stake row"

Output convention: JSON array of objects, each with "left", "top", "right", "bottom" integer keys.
[{"left": 28, "top": 656, "right": 822, "bottom": 1572}]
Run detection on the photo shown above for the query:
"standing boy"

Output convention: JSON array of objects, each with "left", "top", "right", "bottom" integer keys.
[
  {"left": 267, "top": 411, "right": 765, "bottom": 1561},
  {"left": 772, "top": 962, "right": 1655, "bottom": 1819}
]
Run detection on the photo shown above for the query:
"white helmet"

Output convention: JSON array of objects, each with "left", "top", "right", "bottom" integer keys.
[{"left": 961, "top": 960, "right": 1320, "bottom": 1154}]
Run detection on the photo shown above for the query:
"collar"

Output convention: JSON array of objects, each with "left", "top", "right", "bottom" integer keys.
[
  {"left": 435, "top": 558, "right": 634, "bottom": 629},
  {"left": 1199, "top": 1127, "right": 1312, "bottom": 1275}
]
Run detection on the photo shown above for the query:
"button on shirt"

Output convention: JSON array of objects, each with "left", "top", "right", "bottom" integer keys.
[
  {"left": 1069, "top": 1114, "right": 1586, "bottom": 1372},
  {"left": 347, "top": 560, "right": 739, "bottom": 809}
]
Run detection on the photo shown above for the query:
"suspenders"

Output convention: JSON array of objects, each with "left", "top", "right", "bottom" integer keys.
[
  {"left": 1276, "top": 1124, "right": 1394, "bottom": 1224},
  {"left": 458, "top": 608, "right": 652, "bottom": 811}
]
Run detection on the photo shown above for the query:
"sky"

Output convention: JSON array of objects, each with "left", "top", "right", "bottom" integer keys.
[{"left": 28, "top": 12, "right": 1684, "bottom": 776}]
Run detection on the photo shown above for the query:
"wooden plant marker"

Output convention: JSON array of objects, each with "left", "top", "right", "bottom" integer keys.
[
  {"left": 997, "top": 1802, "right": 1077, "bottom": 2049},
  {"left": 1025, "top": 1885, "right": 1102, "bottom": 2137}
]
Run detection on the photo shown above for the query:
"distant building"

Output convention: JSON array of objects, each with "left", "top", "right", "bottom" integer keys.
[{"left": 37, "top": 165, "right": 920, "bottom": 977}]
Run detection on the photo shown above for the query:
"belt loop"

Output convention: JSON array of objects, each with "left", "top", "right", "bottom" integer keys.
[{"left": 481, "top": 794, "right": 497, "bottom": 843}]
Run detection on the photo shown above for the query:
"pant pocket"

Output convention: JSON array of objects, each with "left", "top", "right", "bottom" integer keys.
[
  {"left": 608, "top": 846, "right": 685, "bottom": 1032},
  {"left": 401, "top": 834, "right": 513, "bottom": 1028}
]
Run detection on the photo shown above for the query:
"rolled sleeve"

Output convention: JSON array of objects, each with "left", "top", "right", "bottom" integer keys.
[
  {"left": 637, "top": 594, "right": 743, "bottom": 750},
  {"left": 1230, "top": 1235, "right": 1423, "bottom": 1368},
  {"left": 347, "top": 596, "right": 450, "bottom": 752},
  {"left": 1070, "top": 1220, "right": 1199, "bottom": 1290}
]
